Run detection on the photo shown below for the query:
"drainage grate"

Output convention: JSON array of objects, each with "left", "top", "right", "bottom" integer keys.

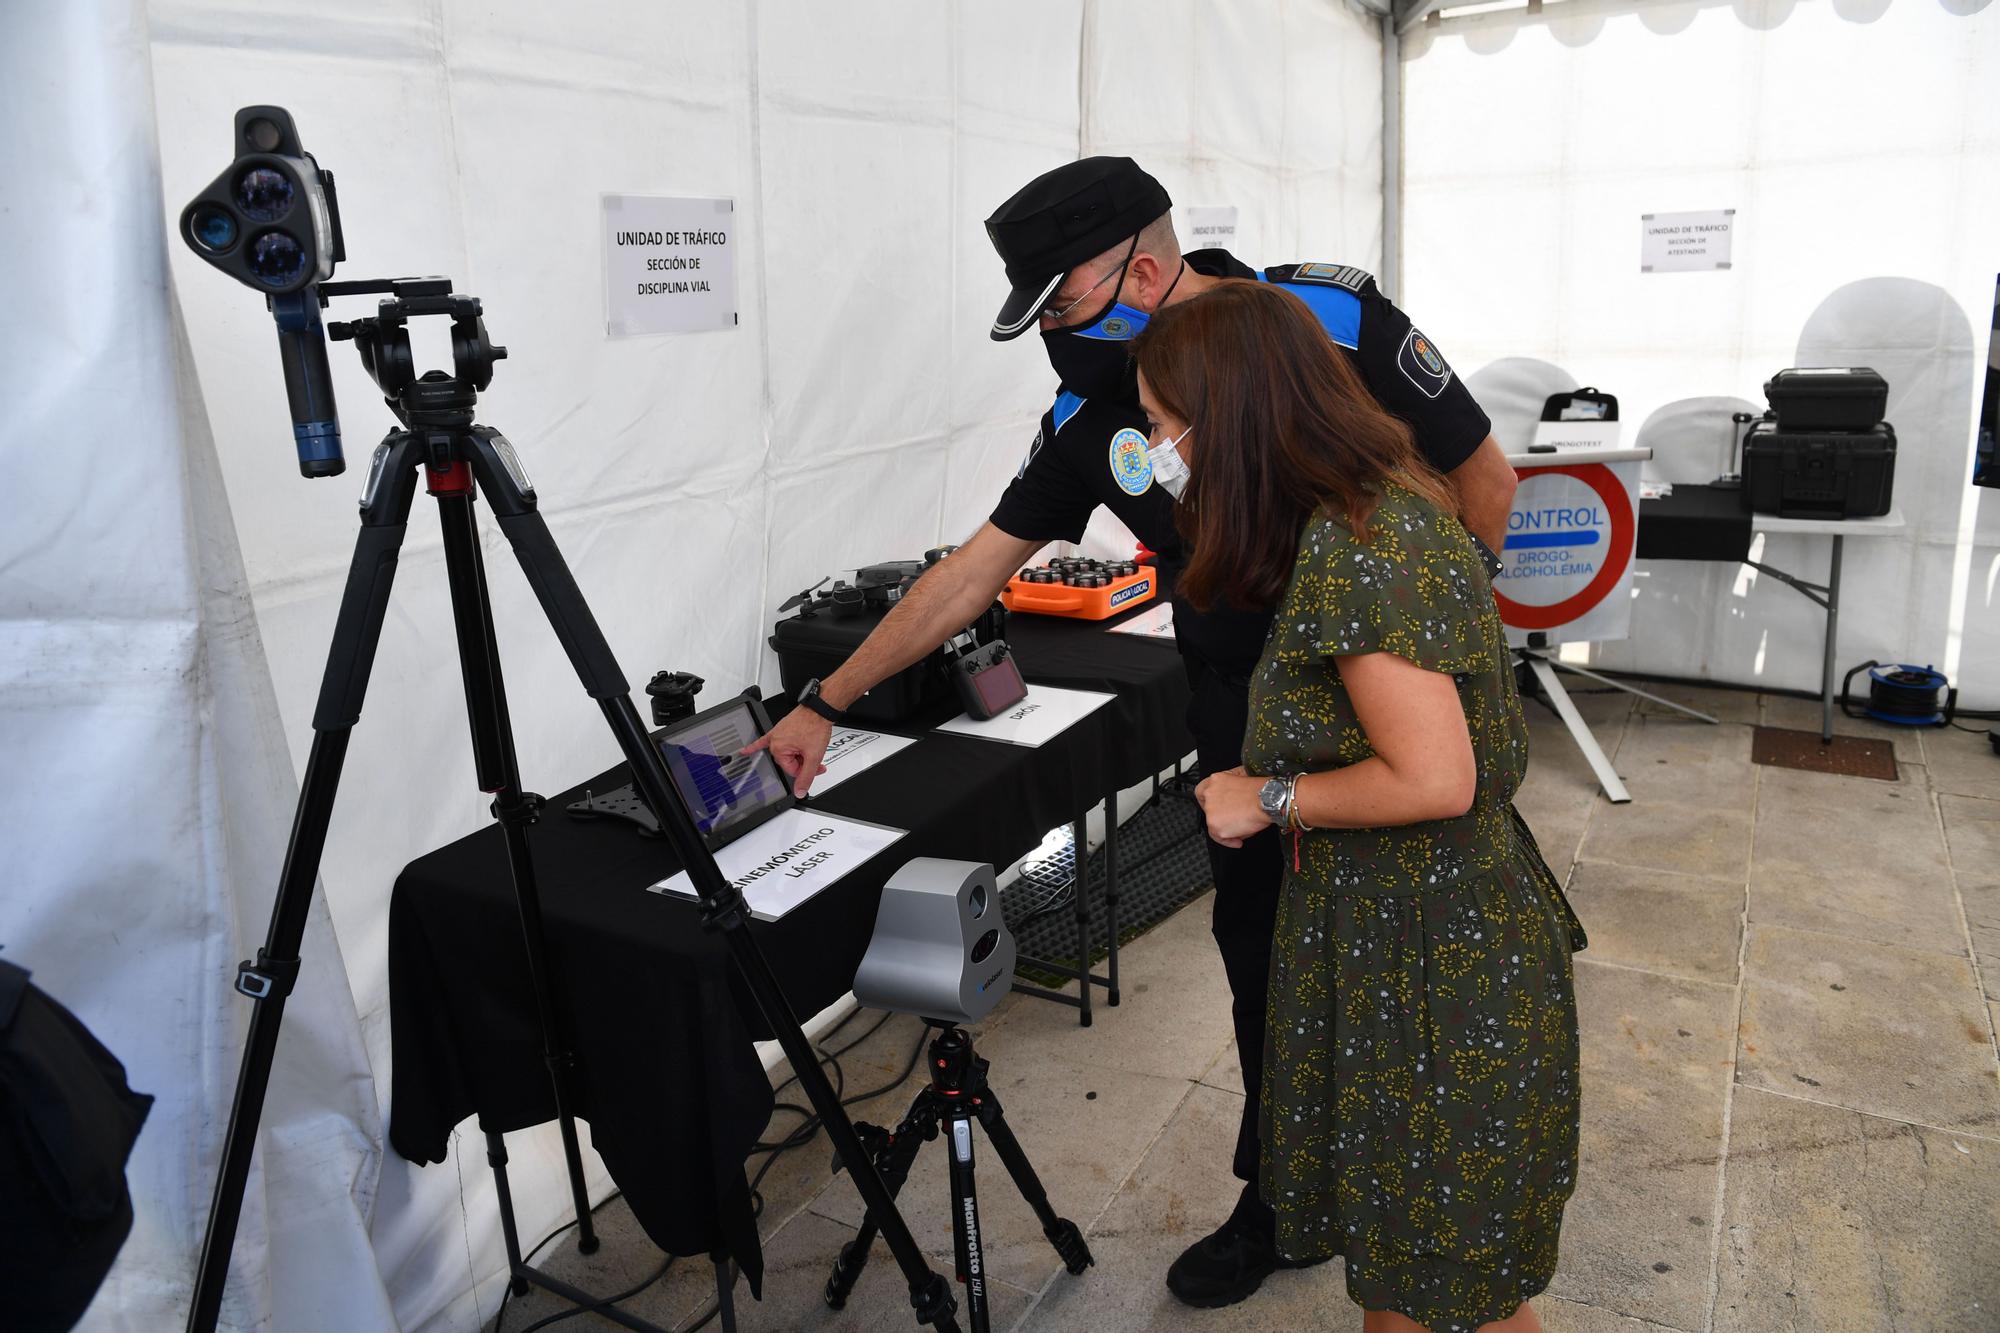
[
  {"left": 1001, "top": 780, "right": 1212, "bottom": 987},
  {"left": 1751, "top": 725, "right": 1899, "bottom": 781}
]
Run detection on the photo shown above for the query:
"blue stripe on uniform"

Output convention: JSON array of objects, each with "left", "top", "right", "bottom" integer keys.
[
  {"left": 1258, "top": 272, "right": 1363, "bottom": 350},
  {"left": 1051, "top": 390, "right": 1086, "bottom": 434}
]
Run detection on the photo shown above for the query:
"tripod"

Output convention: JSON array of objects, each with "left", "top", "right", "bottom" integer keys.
[
  {"left": 186, "top": 278, "right": 958, "bottom": 1333},
  {"left": 824, "top": 1023, "right": 1093, "bottom": 1333}
]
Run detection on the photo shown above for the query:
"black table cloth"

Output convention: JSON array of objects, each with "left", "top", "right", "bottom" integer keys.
[{"left": 387, "top": 598, "right": 1192, "bottom": 1286}]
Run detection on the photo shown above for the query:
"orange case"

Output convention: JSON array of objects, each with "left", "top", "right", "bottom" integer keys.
[{"left": 1001, "top": 565, "right": 1158, "bottom": 620}]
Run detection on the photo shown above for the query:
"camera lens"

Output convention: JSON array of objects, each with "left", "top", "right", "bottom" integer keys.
[
  {"left": 234, "top": 166, "right": 295, "bottom": 222},
  {"left": 246, "top": 231, "right": 307, "bottom": 287},
  {"left": 189, "top": 204, "right": 238, "bottom": 252}
]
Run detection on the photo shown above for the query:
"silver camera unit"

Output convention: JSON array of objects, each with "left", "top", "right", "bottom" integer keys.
[{"left": 852, "top": 859, "right": 1015, "bottom": 1024}]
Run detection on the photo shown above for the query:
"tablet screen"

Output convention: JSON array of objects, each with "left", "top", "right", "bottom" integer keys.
[{"left": 657, "top": 699, "right": 792, "bottom": 840}]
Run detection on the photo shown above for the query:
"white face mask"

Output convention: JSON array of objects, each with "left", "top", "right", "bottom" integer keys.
[{"left": 1148, "top": 427, "right": 1192, "bottom": 500}]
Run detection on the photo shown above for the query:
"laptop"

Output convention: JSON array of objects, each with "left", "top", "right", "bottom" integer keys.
[{"left": 653, "top": 692, "right": 797, "bottom": 853}]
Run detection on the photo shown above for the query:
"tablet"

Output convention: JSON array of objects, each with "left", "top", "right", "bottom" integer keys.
[{"left": 656, "top": 694, "right": 794, "bottom": 850}]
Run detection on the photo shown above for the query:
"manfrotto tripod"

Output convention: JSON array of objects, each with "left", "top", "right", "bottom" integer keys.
[
  {"left": 824, "top": 1023, "right": 1093, "bottom": 1333},
  {"left": 184, "top": 277, "right": 959, "bottom": 1332}
]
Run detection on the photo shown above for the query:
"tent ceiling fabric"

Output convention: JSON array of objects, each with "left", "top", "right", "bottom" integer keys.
[
  {"left": 0, "top": 2, "right": 1388, "bottom": 1330},
  {"left": 1401, "top": 0, "right": 2000, "bottom": 705}
]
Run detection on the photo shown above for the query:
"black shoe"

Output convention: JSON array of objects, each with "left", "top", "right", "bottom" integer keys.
[{"left": 1167, "top": 1212, "right": 1326, "bottom": 1309}]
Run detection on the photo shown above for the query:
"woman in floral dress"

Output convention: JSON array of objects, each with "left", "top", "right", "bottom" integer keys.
[{"left": 1132, "top": 280, "right": 1584, "bottom": 1333}]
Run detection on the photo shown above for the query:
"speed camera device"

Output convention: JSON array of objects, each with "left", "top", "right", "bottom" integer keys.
[
  {"left": 853, "top": 860, "right": 1015, "bottom": 1025},
  {"left": 178, "top": 107, "right": 349, "bottom": 477}
]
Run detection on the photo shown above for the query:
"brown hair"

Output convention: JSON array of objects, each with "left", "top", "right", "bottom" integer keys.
[{"left": 1132, "top": 279, "right": 1456, "bottom": 611}]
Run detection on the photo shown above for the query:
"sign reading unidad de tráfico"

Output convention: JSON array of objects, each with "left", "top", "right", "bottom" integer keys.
[
  {"left": 602, "top": 194, "right": 736, "bottom": 336},
  {"left": 1640, "top": 208, "right": 1734, "bottom": 274}
]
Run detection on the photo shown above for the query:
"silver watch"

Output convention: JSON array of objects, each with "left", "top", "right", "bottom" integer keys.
[{"left": 1256, "top": 777, "right": 1289, "bottom": 826}]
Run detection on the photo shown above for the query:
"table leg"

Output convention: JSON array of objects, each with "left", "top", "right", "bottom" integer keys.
[
  {"left": 1820, "top": 535, "right": 1844, "bottom": 744},
  {"left": 1103, "top": 787, "right": 1120, "bottom": 1007},
  {"left": 1072, "top": 816, "right": 1093, "bottom": 1028}
]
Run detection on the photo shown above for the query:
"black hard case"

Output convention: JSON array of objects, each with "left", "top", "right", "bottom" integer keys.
[
  {"left": 1740, "top": 420, "right": 1896, "bottom": 520},
  {"left": 1763, "top": 367, "right": 1888, "bottom": 432},
  {"left": 769, "top": 599, "right": 1007, "bottom": 725}
]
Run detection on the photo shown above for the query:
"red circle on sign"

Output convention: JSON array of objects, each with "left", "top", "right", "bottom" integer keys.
[{"left": 1493, "top": 463, "right": 1636, "bottom": 631}]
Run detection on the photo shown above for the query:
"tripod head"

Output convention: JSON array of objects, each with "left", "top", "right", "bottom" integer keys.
[{"left": 326, "top": 277, "right": 507, "bottom": 427}]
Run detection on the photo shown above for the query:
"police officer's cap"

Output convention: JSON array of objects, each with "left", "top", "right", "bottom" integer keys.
[{"left": 984, "top": 156, "right": 1171, "bottom": 342}]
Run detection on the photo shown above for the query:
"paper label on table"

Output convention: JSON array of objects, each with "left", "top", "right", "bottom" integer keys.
[
  {"left": 1530, "top": 419, "right": 1625, "bottom": 454},
  {"left": 1639, "top": 480, "right": 1673, "bottom": 500},
  {"left": 1495, "top": 459, "right": 1643, "bottom": 647},
  {"left": 933, "top": 684, "right": 1114, "bottom": 748},
  {"left": 647, "top": 808, "right": 904, "bottom": 921},
  {"left": 1109, "top": 601, "right": 1176, "bottom": 639},
  {"left": 1640, "top": 208, "right": 1735, "bottom": 273},
  {"left": 810, "top": 727, "right": 917, "bottom": 794}
]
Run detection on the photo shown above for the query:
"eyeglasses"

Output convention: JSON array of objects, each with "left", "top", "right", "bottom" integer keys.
[{"left": 1037, "top": 237, "right": 1139, "bottom": 326}]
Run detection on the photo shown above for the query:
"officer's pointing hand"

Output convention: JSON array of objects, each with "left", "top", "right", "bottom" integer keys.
[{"left": 742, "top": 711, "right": 830, "bottom": 799}]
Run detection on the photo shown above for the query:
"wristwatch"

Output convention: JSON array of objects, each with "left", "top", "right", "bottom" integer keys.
[
  {"left": 797, "top": 677, "right": 847, "bottom": 724},
  {"left": 1256, "top": 777, "right": 1289, "bottom": 827}
]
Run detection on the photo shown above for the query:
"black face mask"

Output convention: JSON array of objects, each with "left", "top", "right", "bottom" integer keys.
[{"left": 1039, "top": 248, "right": 1183, "bottom": 402}]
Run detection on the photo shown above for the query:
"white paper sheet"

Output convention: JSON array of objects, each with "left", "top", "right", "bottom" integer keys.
[
  {"left": 811, "top": 726, "right": 918, "bottom": 794},
  {"left": 648, "top": 808, "right": 906, "bottom": 920},
  {"left": 1108, "top": 601, "right": 1176, "bottom": 639},
  {"left": 1530, "top": 419, "right": 1626, "bottom": 453},
  {"left": 933, "top": 684, "right": 1115, "bottom": 747}
]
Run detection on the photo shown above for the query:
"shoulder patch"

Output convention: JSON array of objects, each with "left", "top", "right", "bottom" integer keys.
[
  {"left": 1107, "top": 427, "right": 1153, "bottom": 496},
  {"left": 1289, "top": 262, "right": 1373, "bottom": 293},
  {"left": 1051, "top": 390, "right": 1086, "bottom": 435},
  {"left": 1397, "top": 327, "right": 1453, "bottom": 399},
  {"left": 1017, "top": 425, "right": 1044, "bottom": 478}
]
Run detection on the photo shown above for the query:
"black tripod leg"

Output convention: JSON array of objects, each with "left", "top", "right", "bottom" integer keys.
[
  {"left": 467, "top": 442, "right": 958, "bottom": 1333},
  {"left": 945, "top": 1113, "right": 991, "bottom": 1333},
  {"left": 434, "top": 481, "right": 597, "bottom": 1253},
  {"left": 973, "top": 1091, "right": 1093, "bottom": 1275},
  {"left": 187, "top": 436, "right": 422, "bottom": 1333},
  {"left": 485, "top": 1126, "right": 533, "bottom": 1297},
  {"left": 826, "top": 1097, "right": 933, "bottom": 1309}
]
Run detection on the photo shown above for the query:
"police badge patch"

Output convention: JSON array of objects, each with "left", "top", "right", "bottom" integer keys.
[
  {"left": 1398, "top": 327, "right": 1452, "bottom": 399},
  {"left": 1108, "top": 427, "right": 1153, "bottom": 495}
]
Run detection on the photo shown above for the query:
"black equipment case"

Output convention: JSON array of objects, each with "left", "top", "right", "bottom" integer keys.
[
  {"left": 769, "top": 558, "right": 1008, "bottom": 724},
  {"left": 1740, "top": 420, "right": 1896, "bottom": 520},
  {"left": 1764, "top": 367, "right": 1888, "bottom": 432}
]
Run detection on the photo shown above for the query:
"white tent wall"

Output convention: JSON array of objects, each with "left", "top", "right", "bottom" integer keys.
[
  {"left": 1398, "top": 0, "right": 2000, "bottom": 707},
  {"left": 0, "top": 3, "right": 1384, "bottom": 1331},
  {"left": 2, "top": 3, "right": 387, "bottom": 1332}
]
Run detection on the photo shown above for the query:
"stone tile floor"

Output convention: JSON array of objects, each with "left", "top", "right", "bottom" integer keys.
[{"left": 497, "top": 686, "right": 2000, "bottom": 1332}]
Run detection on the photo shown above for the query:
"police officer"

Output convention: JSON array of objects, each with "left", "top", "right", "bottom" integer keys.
[{"left": 750, "top": 157, "right": 1517, "bottom": 1309}]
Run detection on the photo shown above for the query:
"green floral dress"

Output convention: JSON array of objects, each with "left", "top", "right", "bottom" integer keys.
[{"left": 1245, "top": 482, "right": 1584, "bottom": 1331}]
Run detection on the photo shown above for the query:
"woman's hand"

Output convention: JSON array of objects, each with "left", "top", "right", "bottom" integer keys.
[{"left": 1194, "top": 766, "right": 1272, "bottom": 848}]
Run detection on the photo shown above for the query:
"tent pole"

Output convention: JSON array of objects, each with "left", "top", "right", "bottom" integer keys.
[{"left": 1379, "top": 12, "right": 1402, "bottom": 301}]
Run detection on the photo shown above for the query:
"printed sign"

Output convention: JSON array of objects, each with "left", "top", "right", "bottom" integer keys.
[
  {"left": 934, "top": 684, "right": 1114, "bottom": 748},
  {"left": 1531, "top": 419, "right": 1624, "bottom": 454},
  {"left": 1183, "top": 205, "right": 1239, "bottom": 254},
  {"left": 1109, "top": 601, "right": 1176, "bottom": 639},
  {"left": 648, "top": 808, "right": 904, "bottom": 921},
  {"left": 811, "top": 727, "right": 918, "bottom": 794},
  {"left": 1494, "top": 461, "right": 1642, "bottom": 645},
  {"left": 603, "top": 194, "right": 737, "bottom": 336},
  {"left": 1640, "top": 208, "right": 1735, "bottom": 274}
]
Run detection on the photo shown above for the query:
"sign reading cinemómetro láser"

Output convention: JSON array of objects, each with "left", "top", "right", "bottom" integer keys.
[{"left": 602, "top": 194, "right": 736, "bottom": 336}]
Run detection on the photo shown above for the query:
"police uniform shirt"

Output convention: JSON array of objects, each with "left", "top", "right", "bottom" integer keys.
[{"left": 989, "top": 249, "right": 1494, "bottom": 680}]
